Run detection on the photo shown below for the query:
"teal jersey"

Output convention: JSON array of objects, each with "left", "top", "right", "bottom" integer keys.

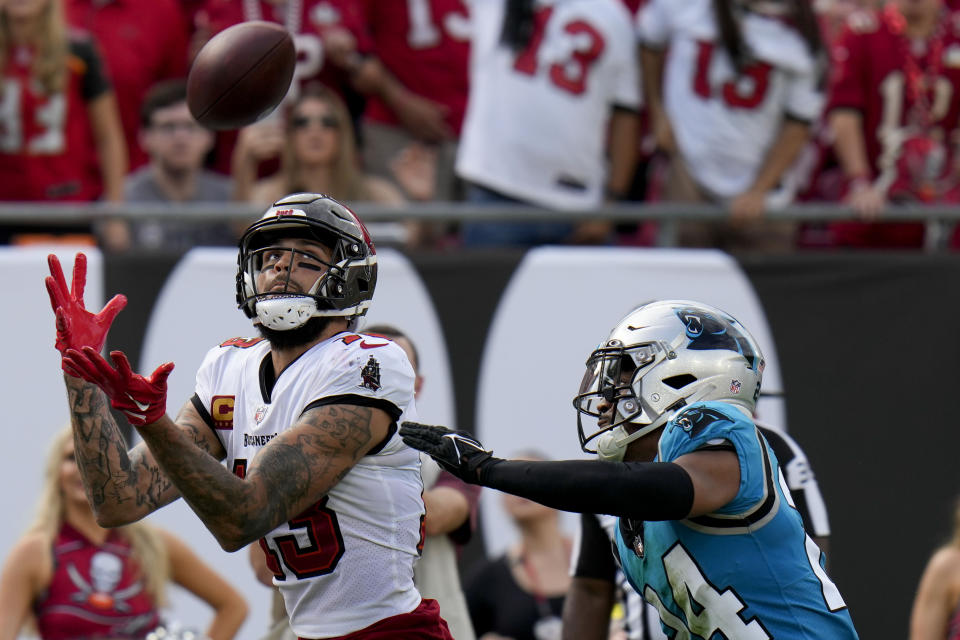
[{"left": 615, "top": 401, "right": 858, "bottom": 639}]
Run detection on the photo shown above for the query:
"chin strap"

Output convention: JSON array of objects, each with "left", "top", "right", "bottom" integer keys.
[
  {"left": 596, "top": 413, "right": 671, "bottom": 462},
  {"left": 595, "top": 383, "right": 719, "bottom": 462}
]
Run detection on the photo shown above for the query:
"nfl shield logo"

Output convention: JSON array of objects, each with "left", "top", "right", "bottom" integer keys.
[
  {"left": 730, "top": 380, "right": 742, "bottom": 394},
  {"left": 254, "top": 405, "right": 268, "bottom": 424}
]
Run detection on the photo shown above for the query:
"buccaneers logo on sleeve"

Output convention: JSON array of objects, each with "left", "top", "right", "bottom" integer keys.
[{"left": 359, "top": 356, "right": 381, "bottom": 391}]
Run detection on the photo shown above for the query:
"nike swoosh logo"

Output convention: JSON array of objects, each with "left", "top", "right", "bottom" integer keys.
[
  {"left": 127, "top": 393, "right": 150, "bottom": 412},
  {"left": 360, "top": 340, "right": 387, "bottom": 349},
  {"left": 444, "top": 434, "right": 462, "bottom": 459}
]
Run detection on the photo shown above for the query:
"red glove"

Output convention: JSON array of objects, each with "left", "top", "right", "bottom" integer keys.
[
  {"left": 64, "top": 346, "right": 175, "bottom": 426},
  {"left": 45, "top": 253, "right": 127, "bottom": 364}
]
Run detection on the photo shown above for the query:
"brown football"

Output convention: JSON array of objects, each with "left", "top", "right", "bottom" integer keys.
[{"left": 187, "top": 21, "right": 296, "bottom": 130}]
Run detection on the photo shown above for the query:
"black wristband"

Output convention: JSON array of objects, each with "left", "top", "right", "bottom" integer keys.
[{"left": 481, "top": 459, "right": 694, "bottom": 521}]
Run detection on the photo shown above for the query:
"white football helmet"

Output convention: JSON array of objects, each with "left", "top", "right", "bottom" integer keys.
[
  {"left": 236, "top": 193, "right": 377, "bottom": 330},
  {"left": 573, "top": 300, "right": 764, "bottom": 461}
]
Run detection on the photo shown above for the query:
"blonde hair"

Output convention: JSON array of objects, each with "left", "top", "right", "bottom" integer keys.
[
  {"left": 28, "top": 427, "right": 170, "bottom": 604},
  {"left": 281, "top": 83, "right": 367, "bottom": 201},
  {"left": 0, "top": 0, "right": 69, "bottom": 95}
]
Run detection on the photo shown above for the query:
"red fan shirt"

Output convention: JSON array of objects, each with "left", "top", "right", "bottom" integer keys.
[
  {"left": 34, "top": 522, "right": 162, "bottom": 640},
  {"left": 65, "top": 0, "right": 189, "bottom": 170},
  {"left": 196, "top": 0, "right": 369, "bottom": 101},
  {"left": 826, "top": 7, "right": 960, "bottom": 246},
  {"left": 0, "top": 37, "right": 111, "bottom": 201},
  {"left": 357, "top": 0, "right": 470, "bottom": 135}
]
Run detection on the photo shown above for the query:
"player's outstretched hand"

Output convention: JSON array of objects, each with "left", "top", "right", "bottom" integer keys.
[
  {"left": 399, "top": 422, "right": 497, "bottom": 484},
  {"left": 63, "top": 346, "right": 174, "bottom": 427},
  {"left": 45, "top": 253, "right": 127, "bottom": 362}
]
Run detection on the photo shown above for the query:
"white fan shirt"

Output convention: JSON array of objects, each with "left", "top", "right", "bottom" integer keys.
[
  {"left": 638, "top": 0, "right": 825, "bottom": 198},
  {"left": 456, "top": 0, "right": 641, "bottom": 209}
]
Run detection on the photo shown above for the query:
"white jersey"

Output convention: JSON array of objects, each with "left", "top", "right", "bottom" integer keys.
[
  {"left": 193, "top": 332, "right": 423, "bottom": 638},
  {"left": 456, "top": 0, "right": 640, "bottom": 209},
  {"left": 638, "top": 0, "right": 825, "bottom": 198}
]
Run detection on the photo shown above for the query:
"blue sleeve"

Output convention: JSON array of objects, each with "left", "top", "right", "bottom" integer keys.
[{"left": 658, "top": 401, "right": 772, "bottom": 517}]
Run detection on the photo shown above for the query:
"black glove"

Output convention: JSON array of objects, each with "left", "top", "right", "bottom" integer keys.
[{"left": 399, "top": 422, "right": 498, "bottom": 484}]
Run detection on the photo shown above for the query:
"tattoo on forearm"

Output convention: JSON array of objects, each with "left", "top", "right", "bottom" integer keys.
[
  {"left": 141, "top": 403, "right": 377, "bottom": 546},
  {"left": 66, "top": 376, "right": 176, "bottom": 513}
]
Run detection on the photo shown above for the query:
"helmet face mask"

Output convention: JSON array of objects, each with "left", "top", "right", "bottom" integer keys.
[
  {"left": 573, "top": 300, "right": 764, "bottom": 460},
  {"left": 236, "top": 193, "right": 377, "bottom": 331},
  {"left": 574, "top": 342, "right": 660, "bottom": 453}
]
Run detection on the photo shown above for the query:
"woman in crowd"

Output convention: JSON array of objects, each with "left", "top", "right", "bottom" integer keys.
[
  {"left": 0, "top": 0, "right": 126, "bottom": 203},
  {"left": 910, "top": 498, "right": 960, "bottom": 639},
  {"left": 0, "top": 427, "right": 248, "bottom": 640},
  {"left": 231, "top": 83, "right": 408, "bottom": 206}
]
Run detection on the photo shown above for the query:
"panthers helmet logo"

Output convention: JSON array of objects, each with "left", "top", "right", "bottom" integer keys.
[
  {"left": 676, "top": 308, "right": 762, "bottom": 371},
  {"left": 672, "top": 406, "right": 733, "bottom": 438}
]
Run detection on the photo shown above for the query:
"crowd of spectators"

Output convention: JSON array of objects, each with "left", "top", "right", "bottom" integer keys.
[{"left": 2, "top": 0, "right": 959, "bottom": 252}]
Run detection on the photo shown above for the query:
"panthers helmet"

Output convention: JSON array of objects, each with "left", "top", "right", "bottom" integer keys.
[
  {"left": 236, "top": 193, "right": 377, "bottom": 330},
  {"left": 573, "top": 300, "right": 764, "bottom": 461}
]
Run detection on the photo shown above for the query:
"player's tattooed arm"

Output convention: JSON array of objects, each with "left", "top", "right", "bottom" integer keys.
[
  {"left": 134, "top": 402, "right": 389, "bottom": 551},
  {"left": 65, "top": 375, "right": 223, "bottom": 526}
]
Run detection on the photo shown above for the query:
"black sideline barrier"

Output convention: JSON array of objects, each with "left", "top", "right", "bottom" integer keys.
[{"left": 98, "top": 249, "right": 960, "bottom": 639}]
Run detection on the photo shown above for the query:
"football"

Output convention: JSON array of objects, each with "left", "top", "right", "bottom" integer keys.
[{"left": 187, "top": 21, "right": 296, "bottom": 130}]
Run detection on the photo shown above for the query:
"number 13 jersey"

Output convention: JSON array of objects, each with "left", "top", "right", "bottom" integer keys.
[
  {"left": 638, "top": 0, "right": 825, "bottom": 199},
  {"left": 193, "top": 331, "right": 424, "bottom": 638}
]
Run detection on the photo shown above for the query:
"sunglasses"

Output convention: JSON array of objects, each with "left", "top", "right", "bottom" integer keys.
[{"left": 290, "top": 114, "right": 340, "bottom": 131}]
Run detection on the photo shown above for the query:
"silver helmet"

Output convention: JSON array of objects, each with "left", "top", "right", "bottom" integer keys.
[
  {"left": 236, "top": 193, "right": 377, "bottom": 330},
  {"left": 573, "top": 300, "right": 764, "bottom": 461}
]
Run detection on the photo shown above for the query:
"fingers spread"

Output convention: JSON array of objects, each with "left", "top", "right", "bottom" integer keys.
[
  {"left": 45, "top": 276, "right": 65, "bottom": 313},
  {"left": 62, "top": 359, "right": 85, "bottom": 379},
  {"left": 63, "top": 349, "right": 100, "bottom": 382},
  {"left": 151, "top": 362, "right": 175, "bottom": 384},
  {"left": 72, "top": 252, "right": 87, "bottom": 303},
  {"left": 55, "top": 308, "right": 69, "bottom": 334},
  {"left": 81, "top": 346, "right": 120, "bottom": 382},
  {"left": 100, "top": 294, "right": 127, "bottom": 325},
  {"left": 47, "top": 254, "right": 67, "bottom": 291},
  {"left": 110, "top": 350, "right": 133, "bottom": 378}
]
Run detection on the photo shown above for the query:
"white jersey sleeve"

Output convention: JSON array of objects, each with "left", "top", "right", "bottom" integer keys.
[
  {"left": 300, "top": 333, "right": 416, "bottom": 423},
  {"left": 611, "top": 12, "right": 643, "bottom": 109},
  {"left": 637, "top": 0, "right": 672, "bottom": 48},
  {"left": 784, "top": 67, "right": 826, "bottom": 123}
]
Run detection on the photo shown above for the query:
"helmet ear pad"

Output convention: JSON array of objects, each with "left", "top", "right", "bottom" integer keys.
[
  {"left": 633, "top": 349, "right": 759, "bottom": 425},
  {"left": 239, "top": 271, "right": 257, "bottom": 319}
]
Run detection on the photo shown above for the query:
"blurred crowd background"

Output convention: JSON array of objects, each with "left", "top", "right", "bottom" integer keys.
[{"left": 2, "top": 0, "right": 959, "bottom": 253}]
